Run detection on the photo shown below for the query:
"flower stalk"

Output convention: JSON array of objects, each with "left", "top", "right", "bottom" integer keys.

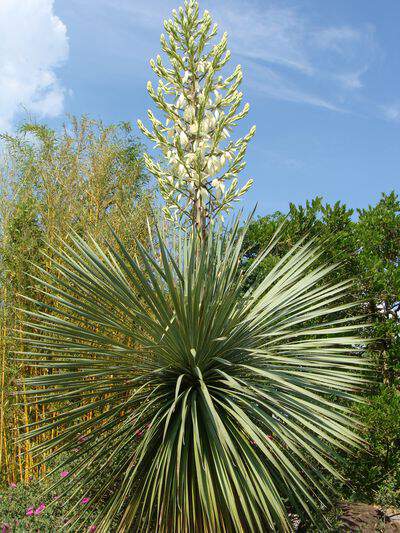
[{"left": 138, "top": 0, "right": 255, "bottom": 239}]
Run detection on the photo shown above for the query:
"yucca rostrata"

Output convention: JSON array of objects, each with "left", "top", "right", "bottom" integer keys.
[
  {"left": 19, "top": 1, "right": 368, "bottom": 531},
  {"left": 19, "top": 219, "right": 367, "bottom": 531}
]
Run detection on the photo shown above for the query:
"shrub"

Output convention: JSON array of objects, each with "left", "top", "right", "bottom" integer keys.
[
  {"left": 0, "top": 480, "right": 65, "bottom": 532},
  {"left": 342, "top": 386, "right": 400, "bottom": 505},
  {"left": 19, "top": 221, "right": 368, "bottom": 531}
]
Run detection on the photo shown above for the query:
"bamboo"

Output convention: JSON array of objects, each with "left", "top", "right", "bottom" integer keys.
[
  {"left": 0, "top": 285, "right": 6, "bottom": 477},
  {"left": 0, "top": 115, "right": 153, "bottom": 484}
]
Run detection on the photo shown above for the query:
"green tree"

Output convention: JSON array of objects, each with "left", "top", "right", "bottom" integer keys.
[
  {"left": 356, "top": 192, "right": 400, "bottom": 386},
  {"left": 2, "top": 192, "right": 43, "bottom": 291},
  {"left": 349, "top": 193, "right": 400, "bottom": 504},
  {"left": 243, "top": 197, "right": 357, "bottom": 290},
  {"left": 243, "top": 192, "right": 400, "bottom": 505}
]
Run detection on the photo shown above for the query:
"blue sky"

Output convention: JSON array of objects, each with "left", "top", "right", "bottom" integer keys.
[{"left": 1, "top": 0, "right": 399, "bottom": 215}]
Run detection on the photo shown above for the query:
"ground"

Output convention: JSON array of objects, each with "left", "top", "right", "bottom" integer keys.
[{"left": 336, "top": 502, "right": 400, "bottom": 532}]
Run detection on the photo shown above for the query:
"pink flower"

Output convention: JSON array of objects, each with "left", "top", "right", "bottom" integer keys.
[
  {"left": 135, "top": 429, "right": 143, "bottom": 438},
  {"left": 81, "top": 497, "right": 90, "bottom": 505},
  {"left": 34, "top": 503, "right": 46, "bottom": 515},
  {"left": 60, "top": 470, "right": 69, "bottom": 478},
  {"left": 26, "top": 507, "right": 34, "bottom": 516},
  {"left": 89, "top": 526, "right": 97, "bottom": 532},
  {"left": 9, "top": 482, "right": 17, "bottom": 489},
  {"left": 266, "top": 435, "right": 274, "bottom": 440},
  {"left": 2, "top": 523, "right": 11, "bottom": 532},
  {"left": 53, "top": 495, "right": 60, "bottom": 501},
  {"left": 249, "top": 439, "right": 256, "bottom": 446},
  {"left": 78, "top": 435, "right": 87, "bottom": 443}
]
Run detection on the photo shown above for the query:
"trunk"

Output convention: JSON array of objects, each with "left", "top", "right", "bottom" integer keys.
[{"left": 194, "top": 193, "right": 206, "bottom": 243}]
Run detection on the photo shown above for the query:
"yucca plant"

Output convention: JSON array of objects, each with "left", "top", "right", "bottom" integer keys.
[
  {"left": 18, "top": 219, "right": 367, "bottom": 531},
  {"left": 17, "top": 1, "right": 369, "bottom": 531}
]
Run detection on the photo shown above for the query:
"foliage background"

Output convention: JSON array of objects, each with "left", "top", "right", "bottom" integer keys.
[
  {"left": 0, "top": 116, "right": 398, "bottom": 527},
  {"left": 0, "top": 115, "right": 153, "bottom": 485},
  {"left": 243, "top": 192, "right": 400, "bottom": 508}
]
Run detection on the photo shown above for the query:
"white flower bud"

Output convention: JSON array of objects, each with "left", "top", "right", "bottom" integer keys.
[
  {"left": 180, "top": 130, "right": 189, "bottom": 147},
  {"left": 201, "top": 120, "right": 210, "bottom": 134},
  {"left": 185, "top": 152, "right": 195, "bottom": 164},
  {"left": 206, "top": 110, "right": 215, "bottom": 128},
  {"left": 199, "top": 187, "right": 209, "bottom": 201},
  {"left": 176, "top": 94, "right": 185, "bottom": 109},
  {"left": 184, "top": 105, "right": 195, "bottom": 122},
  {"left": 207, "top": 158, "right": 216, "bottom": 174},
  {"left": 182, "top": 71, "right": 190, "bottom": 84}
]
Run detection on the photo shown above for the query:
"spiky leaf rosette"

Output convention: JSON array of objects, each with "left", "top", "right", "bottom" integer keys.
[{"left": 19, "top": 221, "right": 368, "bottom": 532}]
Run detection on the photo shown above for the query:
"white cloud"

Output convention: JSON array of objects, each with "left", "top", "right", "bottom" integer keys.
[
  {"left": 334, "top": 70, "right": 365, "bottom": 90},
  {"left": 0, "top": 0, "right": 68, "bottom": 132},
  {"left": 90, "top": 0, "right": 377, "bottom": 113},
  {"left": 381, "top": 103, "right": 400, "bottom": 123},
  {"left": 120, "top": 0, "right": 374, "bottom": 111},
  {"left": 210, "top": 3, "right": 375, "bottom": 110},
  {"left": 246, "top": 63, "right": 343, "bottom": 112},
  {"left": 313, "top": 26, "right": 362, "bottom": 53},
  {"left": 219, "top": 5, "right": 313, "bottom": 75},
  {"left": 98, "top": 0, "right": 176, "bottom": 29},
  {"left": 104, "top": 1, "right": 311, "bottom": 73}
]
